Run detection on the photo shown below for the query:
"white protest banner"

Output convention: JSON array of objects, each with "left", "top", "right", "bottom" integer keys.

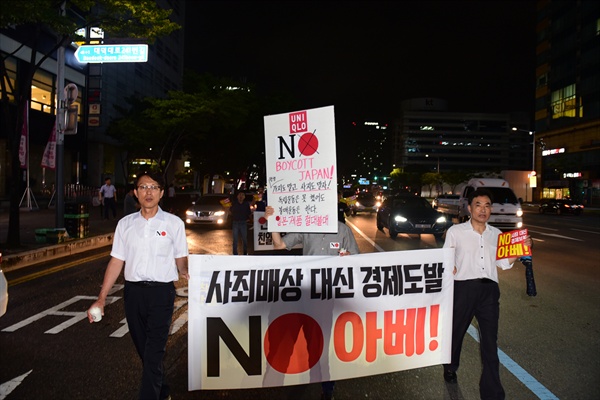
[
  {"left": 264, "top": 106, "right": 337, "bottom": 233},
  {"left": 188, "top": 248, "right": 454, "bottom": 390},
  {"left": 253, "top": 212, "right": 302, "bottom": 251}
]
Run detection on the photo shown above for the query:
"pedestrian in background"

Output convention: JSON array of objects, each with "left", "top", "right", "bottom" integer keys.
[
  {"left": 442, "top": 188, "right": 532, "bottom": 400},
  {"left": 337, "top": 190, "right": 351, "bottom": 223},
  {"left": 99, "top": 177, "right": 117, "bottom": 220},
  {"left": 229, "top": 191, "right": 254, "bottom": 255},
  {"left": 264, "top": 205, "right": 359, "bottom": 400},
  {"left": 88, "top": 172, "right": 189, "bottom": 400},
  {"left": 255, "top": 187, "right": 267, "bottom": 212},
  {"left": 123, "top": 184, "right": 140, "bottom": 216}
]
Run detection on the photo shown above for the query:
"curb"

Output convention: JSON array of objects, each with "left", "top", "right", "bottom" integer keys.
[{"left": 3, "top": 233, "right": 114, "bottom": 272}]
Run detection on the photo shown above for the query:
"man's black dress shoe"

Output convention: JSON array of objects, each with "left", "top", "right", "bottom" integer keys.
[{"left": 443, "top": 368, "right": 457, "bottom": 383}]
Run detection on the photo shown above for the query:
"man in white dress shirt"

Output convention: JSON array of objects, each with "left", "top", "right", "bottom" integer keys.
[
  {"left": 442, "top": 188, "right": 532, "bottom": 400},
  {"left": 88, "top": 172, "right": 189, "bottom": 400}
]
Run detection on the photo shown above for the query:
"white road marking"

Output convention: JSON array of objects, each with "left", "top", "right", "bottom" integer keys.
[
  {"left": 467, "top": 325, "right": 558, "bottom": 399},
  {"left": 346, "top": 220, "right": 385, "bottom": 252},
  {"left": 572, "top": 228, "right": 600, "bottom": 235},
  {"left": 1, "top": 296, "right": 120, "bottom": 334},
  {"left": 0, "top": 370, "right": 32, "bottom": 400},
  {"left": 526, "top": 225, "right": 558, "bottom": 231},
  {"left": 528, "top": 230, "right": 583, "bottom": 241}
]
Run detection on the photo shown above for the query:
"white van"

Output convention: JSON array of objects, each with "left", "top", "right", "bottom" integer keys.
[{"left": 458, "top": 178, "right": 523, "bottom": 230}]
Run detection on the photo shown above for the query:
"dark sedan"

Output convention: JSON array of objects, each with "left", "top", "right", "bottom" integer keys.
[
  {"left": 377, "top": 195, "right": 452, "bottom": 238},
  {"left": 538, "top": 198, "right": 584, "bottom": 215}
]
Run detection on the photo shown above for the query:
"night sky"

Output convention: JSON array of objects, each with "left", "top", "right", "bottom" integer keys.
[{"left": 184, "top": 0, "right": 537, "bottom": 123}]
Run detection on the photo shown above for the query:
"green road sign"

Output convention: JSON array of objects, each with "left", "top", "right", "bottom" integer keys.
[{"left": 74, "top": 44, "right": 148, "bottom": 63}]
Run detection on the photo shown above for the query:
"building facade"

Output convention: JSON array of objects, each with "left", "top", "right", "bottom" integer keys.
[
  {"left": 533, "top": 0, "right": 600, "bottom": 204},
  {"left": 345, "top": 120, "right": 391, "bottom": 189},
  {"left": 0, "top": 0, "right": 185, "bottom": 205},
  {"left": 393, "top": 98, "right": 531, "bottom": 174}
]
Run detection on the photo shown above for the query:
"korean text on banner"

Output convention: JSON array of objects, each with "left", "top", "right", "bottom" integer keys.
[
  {"left": 264, "top": 106, "right": 338, "bottom": 233},
  {"left": 188, "top": 248, "right": 455, "bottom": 390}
]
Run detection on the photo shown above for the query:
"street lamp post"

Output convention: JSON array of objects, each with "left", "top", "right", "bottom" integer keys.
[
  {"left": 512, "top": 127, "right": 535, "bottom": 171},
  {"left": 512, "top": 127, "right": 536, "bottom": 202}
]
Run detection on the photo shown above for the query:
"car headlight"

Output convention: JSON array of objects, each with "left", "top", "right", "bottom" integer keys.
[
  {"left": 394, "top": 215, "right": 407, "bottom": 222},
  {"left": 214, "top": 211, "right": 226, "bottom": 216},
  {"left": 436, "top": 216, "right": 447, "bottom": 223},
  {"left": 355, "top": 202, "right": 361, "bottom": 207},
  {"left": 185, "top": 210, "right": 195, "bottom": 216},
  {"left": 375, "top": 201, "right": 381, "bottom": 208},
  {"left": 516, "top": 209, "right": 523, "bottom": 217}
]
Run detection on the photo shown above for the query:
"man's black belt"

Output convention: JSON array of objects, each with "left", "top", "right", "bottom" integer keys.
[
  {"left": 127, "top": 280, "right": 172, "bottom": 287},
  {"left": 461, "top": 278, "right": 496, "bottom": 284}
]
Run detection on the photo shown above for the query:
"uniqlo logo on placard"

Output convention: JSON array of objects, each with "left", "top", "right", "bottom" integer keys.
[{"left": 289, "top": 111, "right": 307, "bottom": 134}]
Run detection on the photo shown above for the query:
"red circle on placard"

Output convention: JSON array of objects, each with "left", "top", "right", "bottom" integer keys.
[
  {"left": 298, "top": 133, "right": 319, "bottom": 156},
  {"left": 258, "top": 217, "right": 267, "bottom": 224},
  {"left": 264, "top": 313, "right": 323, "bottom": 374}
]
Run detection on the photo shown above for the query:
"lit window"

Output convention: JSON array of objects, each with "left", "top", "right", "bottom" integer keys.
[{"left": 551, "top": 84, "right": 578, "bottom": 119}]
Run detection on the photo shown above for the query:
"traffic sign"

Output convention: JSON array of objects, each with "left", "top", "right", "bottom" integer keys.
[{"left": 74, "top": 44, "right": 148, "bottom": 64}]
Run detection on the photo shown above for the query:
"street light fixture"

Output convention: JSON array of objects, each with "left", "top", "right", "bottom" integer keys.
[{"left": 425, "top": 154, "right": 440, "bottom": 173}]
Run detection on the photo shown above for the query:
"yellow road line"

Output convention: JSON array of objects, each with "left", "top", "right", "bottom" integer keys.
[{"left": 8, "top": 250, "right": 111, "bottom": 286}]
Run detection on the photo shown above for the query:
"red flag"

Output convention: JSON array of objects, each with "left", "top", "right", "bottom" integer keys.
[
  {"left": 41, "top": 123, "right": 57, "bottom": 170},
  {"left": 18, "top": 101, "right": 28, "bottom": 169}
]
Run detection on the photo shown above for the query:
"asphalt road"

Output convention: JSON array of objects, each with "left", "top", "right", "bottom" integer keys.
[{"left": 1, "top": 209, "right": 598, "bottom": 399}]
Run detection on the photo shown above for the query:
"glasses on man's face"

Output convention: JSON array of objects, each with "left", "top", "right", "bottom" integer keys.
[{"left": 137, "top": 184, "right": 161, "bottom": 192}]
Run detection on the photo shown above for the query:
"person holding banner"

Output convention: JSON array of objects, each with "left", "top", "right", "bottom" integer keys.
[
  {"left": 264, "top": 205, "right": 359, "bottom": 400},
  {"left": 88, "top": 172, "right": 189, "bottom": 400},
  {"left": 442, "top": 188, "right": 532, "bottom": 400}
]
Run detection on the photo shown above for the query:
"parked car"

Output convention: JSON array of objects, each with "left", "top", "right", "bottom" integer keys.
[
  {"left": 377, "top": 194, "right": 452, "bottom": 238},
  {"left": 184, "top": 194, "right": 232, "bottom": 227},
  {"left": 538, "top": 198, "right": 584, "bottom": 215},
  {"left": 0, "top": 252, "right": 7, "bottom": 318},
  {"left": 353, "top": 192, "right": 381, "bottom": 214}
]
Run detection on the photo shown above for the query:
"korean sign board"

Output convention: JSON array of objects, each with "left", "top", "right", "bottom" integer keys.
[
  {"left": 74, "top": 44, "right": 148, "bottom": 64},
  {"left": 264, "top": 106, "right": 338, "bottom": 233},
  {"left": 188, "top": 248, "right": 454, "bottom": 390}
]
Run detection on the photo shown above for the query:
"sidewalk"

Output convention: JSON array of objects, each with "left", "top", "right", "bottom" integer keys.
[{"left": 1, "top": 204, "right": 119, "bottom": 272}]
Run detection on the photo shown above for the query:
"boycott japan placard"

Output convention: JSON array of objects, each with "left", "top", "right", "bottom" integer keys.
[
  {"left": 188, "top": 248, "right": 455, "bottom": 390},
  {"left": 264, "top": 106, "right": 338, "bottom": 233}
]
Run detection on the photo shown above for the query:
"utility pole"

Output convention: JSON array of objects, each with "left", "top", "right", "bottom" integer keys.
[{"left": 55, "top": 1, "right": 66, "bottom": 228}]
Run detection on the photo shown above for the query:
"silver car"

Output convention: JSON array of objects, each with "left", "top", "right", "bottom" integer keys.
[{"left": 184, "top": 194, "right": 232, "bottom": 227}]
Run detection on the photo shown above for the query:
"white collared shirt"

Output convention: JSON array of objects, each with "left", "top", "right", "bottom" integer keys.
[
  {"left": 443, "top": 220, "right": 513, "bottom": 283},
  {"left": 111, "top": 207, "right": 188, "bottom": 282}
]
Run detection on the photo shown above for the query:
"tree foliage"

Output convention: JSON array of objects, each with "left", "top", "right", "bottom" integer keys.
[
  {"left": 1, "top": 0, "right": 180, "bottom": 247},
  {"left": 107, "top": 72, "right": 261, "bottom": 187},
  {"left": 1, "top": 0, "right": 179, "bottom": 42},
  {"left": 442, "top": 170, "right": 474, "bottom": 193}
]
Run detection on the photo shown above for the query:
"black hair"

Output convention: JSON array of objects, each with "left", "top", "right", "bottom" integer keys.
[
  {"left": 135, "top": 172, "right": 165, "bottom": 189},
  {"left": 468, "top": 188, "right": 494, "bottom": 205}
]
